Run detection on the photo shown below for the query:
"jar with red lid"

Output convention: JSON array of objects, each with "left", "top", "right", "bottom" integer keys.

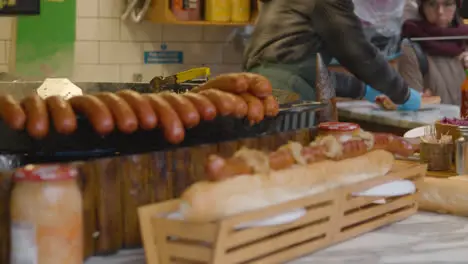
[
  {"left": 317, "top": 122, "right": 361, "bottom": 142},
  {"left": 10, "top": 164, "right": 83, "bottom": 264}
]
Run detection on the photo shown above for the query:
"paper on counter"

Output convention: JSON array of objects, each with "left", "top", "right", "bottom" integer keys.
[
  {"left": 165, "top": 208, "right": 307, "bottom": 230},
  {"left": 36, "top": 78, "right": 83, "bottom": 100},
  {"left": 353, "top": 180, "right": 416, "bottom": 205}
]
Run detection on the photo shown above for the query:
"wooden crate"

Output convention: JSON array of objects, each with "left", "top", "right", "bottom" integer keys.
[{"left": 138, "top": 161, "right": 426, "bottom": 264}]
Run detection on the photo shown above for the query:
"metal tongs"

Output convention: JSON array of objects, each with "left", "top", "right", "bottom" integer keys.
[
  {"left": 279, "top": 101, "right": 328, "bottom": 113},
  {"left": 149, "top": 67, "right": 210, "bottom": 93},
  {"left": 410, "top": 36, "right": 468, "bottom": 41},
  {"left": 273, "top": 89, "right": 328, "bottom": 113}
]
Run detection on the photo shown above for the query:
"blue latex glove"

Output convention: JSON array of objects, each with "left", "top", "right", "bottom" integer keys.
[
  {"left": 397, "top": 88, "right": 421, "bottom": 111},
  {"left": 363, "top": 85, "right": 382, "bottom": 102},
  {"left": 365, "top": 85, "right": 422, "bottom": 111}
]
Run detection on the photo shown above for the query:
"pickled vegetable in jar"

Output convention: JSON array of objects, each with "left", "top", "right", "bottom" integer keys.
[
  {"left": 10, "top": 164, "right": 83, "bottom": 264},
  {"left": 317, "top": 122, "right": 360, "bottom": 142}
]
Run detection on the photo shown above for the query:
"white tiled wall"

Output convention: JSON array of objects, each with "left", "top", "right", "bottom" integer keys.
[
  {"left": 74, "top": 0, "right": 244, "bottom": 83},
  {"left": 0, "top": 17, "right": 12, "bottom": 73}
]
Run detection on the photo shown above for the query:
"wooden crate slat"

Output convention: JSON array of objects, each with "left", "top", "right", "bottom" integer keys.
[
  {"left": 339, "top": 205, "right": 417, "bottom": 242},
  {"left": 161, "top": 219, "right": 218, "bottom": 243},
  {"left": 166, "top": 242, "right": 212, "bottom": 262},
  {"left": 225, "top": 206, "right": 333, "bottom": 249},
  {"left": 224, "top": 221, "right": 329, "bottom": 264},
  {"left": 248, "top": 235, "right": 330, "bottom": 264},
  {"left": 344, "top": 196, "right": 387, "bottom": 211},
  {"left": 342, "top": 195, "right": 416, "bottom": 227},
  {"left": 222, "top": 191, "right": 335, "bottom": 230}
]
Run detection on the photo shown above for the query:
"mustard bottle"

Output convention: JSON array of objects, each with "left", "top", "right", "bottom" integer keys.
[
  {"left": 205, "top": 0, "right": 231, "bottom": 22},
  {"left": 231, "top": 0, "right": 251, "bottom": 23}
]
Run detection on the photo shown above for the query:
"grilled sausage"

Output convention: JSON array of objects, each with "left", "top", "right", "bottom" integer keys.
[
  {"left": 143, "top": 94, "right": 185, "bottom": 144},
  {"left": 116, "top": 90, "right": 158, "bottom": 130},
  {"left": 21, "top": 94, "right": 49, "bottom": 139},
  {"left": 374, "top": 133, "right": 417, "bottom": 157},
  {"left": 205, "top": 155, "right": 253, "bottom": 181},
  {"left": 244, "top": 73, "right": 273, "bottom": 99},
  {"left": 0, "top": 94, "right": 26, "bottom": 130},
  {"left": 230, "top": 93, "right": 249, "bottom": 119},
  {"left": 194, "top": 73, "right": 249, "bottom": 94},
  {"left": 45, "top": 96, "right": 77, "bottom": 134},
  {"left": 262, "top": 95, "right": 280, "bottom": 117},
  {"left": 181, "top": 93, "right": 217, "bottom": 121},
  {"left": 69, "top": 95, "right": 115, "bottom": 135},
  {"left": 198, "top": 89, "right": 236, "bottom": 116},
  {"left": 160, "top": 92, "right": 200, "bottom": 128},
  {"left": 239, "top": 92, "right": 265, "bottom": 124},
  {"left": 95, "top": 92, "right": 138, "bottom": 134}
]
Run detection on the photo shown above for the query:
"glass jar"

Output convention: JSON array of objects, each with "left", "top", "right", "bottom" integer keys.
[
  {"left": 317, "top": 122, "right": 361, "bottom": 142},
  {"left": 10, "top": 164, "right": 83, "bottom": 264}
]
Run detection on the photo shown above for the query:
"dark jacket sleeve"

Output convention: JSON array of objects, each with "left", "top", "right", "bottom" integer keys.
[
  {"left": 312, "top": 0, "right": 410, "bottom": 104},
  {"left": 331, "top": 72, "right": 366, "bottom": 99}
]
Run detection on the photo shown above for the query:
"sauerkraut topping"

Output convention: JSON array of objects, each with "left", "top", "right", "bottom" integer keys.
[
  {"left": 234, "top": 147, "right": 270, "bottom": 174},
  {"left": 280, "top": 141, "right": 307, "bottom": 165},
  {"left": 355, "top": 129, "right": 375, "bottom": 150},
  {"left": 310, "top": 135, "right": 343, "bottom": 158}
]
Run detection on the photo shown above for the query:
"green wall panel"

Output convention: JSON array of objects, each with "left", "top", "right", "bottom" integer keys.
[{"left": 15, "top": 0, "right": 76, "bottom": 78}]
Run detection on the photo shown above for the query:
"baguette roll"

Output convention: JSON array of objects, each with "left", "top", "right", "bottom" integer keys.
[
  {"left": 418, "top": 176, "right": 468, "bottom": 216},
  {"left": 181, "top": 150, "right": 394, "bottom": 222}
]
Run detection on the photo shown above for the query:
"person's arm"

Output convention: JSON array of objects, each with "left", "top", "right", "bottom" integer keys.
[
  {"left": 312, "top": 0, "right": 410, "bottom": 104},
  {"left": 398, "top": 43, "right": 424, "bottom": 92},
  {"left": 331, "top": 72, "right": 366, "bottom": 99}
]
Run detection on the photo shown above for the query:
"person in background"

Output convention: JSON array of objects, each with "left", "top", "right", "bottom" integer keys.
[
  {"left": 398, "top": 0, "right": 468, "bottom": 105},
  {"left": 244, "top": 0, "right": 421, "bottom": 111}
]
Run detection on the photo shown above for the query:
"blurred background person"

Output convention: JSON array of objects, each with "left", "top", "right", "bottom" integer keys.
[{"left": 398, "top": 0, "right": 468, "bottom": 105}]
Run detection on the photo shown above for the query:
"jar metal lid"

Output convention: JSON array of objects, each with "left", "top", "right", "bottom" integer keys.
[{"left": 13, "top": 164, "right": 78, "bottom": 182}]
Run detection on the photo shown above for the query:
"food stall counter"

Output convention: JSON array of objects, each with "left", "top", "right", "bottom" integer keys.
[
  {"left": 84, "top": 212, "right": 466, "bottom": 263},
  {"left": 338, "top": 101, "right": 459, "bottom": 135}
]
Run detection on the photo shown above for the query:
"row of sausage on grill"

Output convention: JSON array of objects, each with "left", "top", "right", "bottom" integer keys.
[{"left": 0, "top": 73, "right": 279, "bottom": 144}]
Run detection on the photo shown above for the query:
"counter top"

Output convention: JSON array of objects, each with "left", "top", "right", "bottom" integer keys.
[
  {"left": 338, "top": 101, "right": 459, "bottom": 129},
  {"left": 86, "top": 212, "right": 468, "bottom": 264}
]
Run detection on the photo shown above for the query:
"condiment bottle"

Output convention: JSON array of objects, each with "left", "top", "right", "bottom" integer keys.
[
  {"left": 171, "top": 0, "right": 202, "bottom": 21},
  {"left": 317, "top": 122, "right": 361, "bottom": 142},
  {"left": 10, "top": 164, "right": 83, "bottom": 264},
  {"left": 460, "top": 69, "right": 468, "bottom": 118},
  {"left": 231, "top": 0, "right": 251, "bottom": 22},
  {"left": 205, "top": 0, "right": 231, "bottom": 22}
]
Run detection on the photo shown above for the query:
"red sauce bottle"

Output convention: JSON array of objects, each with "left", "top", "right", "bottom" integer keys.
[
  {"left": 461, "top": 69, "right": 468, "bottom": 118},
  {"left": 171, "top": 0, "right": 201, "bottom": 21}
]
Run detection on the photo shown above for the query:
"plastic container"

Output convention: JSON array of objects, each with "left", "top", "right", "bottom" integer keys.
[
  {"left": 205, "top": 0, "right": 231, "bottom": 22},
  {"left": 317, "top": 122, "right": 361, "bottom": 142},
  {"left": 231, "top": 0, "right": 251, "bottom": 22},
  {"left": 171, "top": 0, "right": 202, "bottom": 21},
  {"left": 420, "top": 142, "right": 453, "bottom": 171},
  {"left": 461, "top": 69, "right": 468, "bottom": 118},
  {"left": 10, "top": 164, "right": 83, "bottom": 264}
]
